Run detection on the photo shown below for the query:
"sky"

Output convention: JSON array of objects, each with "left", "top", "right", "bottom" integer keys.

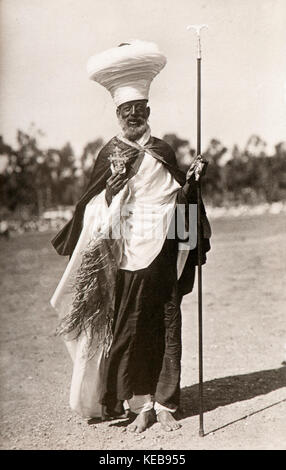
[{"left": 1, "top": 0, "right": 286, "bottom": 155}]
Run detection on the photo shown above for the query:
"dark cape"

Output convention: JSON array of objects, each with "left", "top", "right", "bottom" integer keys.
[{"left": 51, "top": 135, "right": 211, "bottom": 296}]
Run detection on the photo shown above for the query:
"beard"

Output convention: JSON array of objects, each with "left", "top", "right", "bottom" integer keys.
[{"left": 118, "top": 115, "right": 148, "bottom": 142}]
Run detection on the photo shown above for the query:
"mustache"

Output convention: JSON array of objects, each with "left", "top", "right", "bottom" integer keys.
[
  {"left": 126, "top": 117, "right": 145, "bottom": 126},
  {"left": 118, "top": 114, "right": 146, "bottom": 126},
  {"left": 118, "top": 116, "right": 148, "bottom": 130},
  {"left": 118, "top": 116, "right": 148, "bottom": 141}
]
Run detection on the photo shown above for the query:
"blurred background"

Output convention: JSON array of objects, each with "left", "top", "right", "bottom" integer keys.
[{"left": 0, "top": 0, "right": 286, "bottom": 232}]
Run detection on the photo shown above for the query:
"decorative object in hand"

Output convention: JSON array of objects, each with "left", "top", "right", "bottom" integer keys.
[{"left": 108, "top": 145, "right": 130, "bottom": 174}]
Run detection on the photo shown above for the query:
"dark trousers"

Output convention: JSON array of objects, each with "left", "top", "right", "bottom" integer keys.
[{"left": 100, "top": 238, "right": 183, "bottom": 416}]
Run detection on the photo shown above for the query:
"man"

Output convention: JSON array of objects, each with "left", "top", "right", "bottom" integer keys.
[{"left": 51, "top": 40, "right": 211, "bottom": 433}]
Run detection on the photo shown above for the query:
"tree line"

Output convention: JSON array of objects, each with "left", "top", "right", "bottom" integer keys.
[{"left": 0, "top": 128, "right": 285, "bottom": 219}]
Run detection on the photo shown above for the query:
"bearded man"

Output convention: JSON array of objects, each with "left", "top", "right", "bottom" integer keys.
[{"left": 50, "top": 40, "right": 211, "bottom": 434}]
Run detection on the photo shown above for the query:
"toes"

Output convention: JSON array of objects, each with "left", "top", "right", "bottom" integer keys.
[
  {"left": 157, "top": 411, "right": 181, "bottom": 432},
  {"left": 127, "top": 411, "right": 154, "bottom": 433},
  {"left": 173, "top": 422, "right": 181, "bottom": 430},
  {"left": 128, "top": 424, "right": 144, "bottom": 433},
  {"left": 161, "top": 422, "right": 181, "bottom": 432}
]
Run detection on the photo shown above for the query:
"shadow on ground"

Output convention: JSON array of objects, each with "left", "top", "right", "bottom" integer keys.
[
  {"left": 91, "top": 367, "right": 286, "bottom": 431},
  {"left": 180, "top": 366, "right": 286, "bottom": 419}
]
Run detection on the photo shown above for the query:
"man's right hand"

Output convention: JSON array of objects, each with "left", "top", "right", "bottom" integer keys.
[{"left": 106, "top": 173, "right": 129, "bottom": 206}]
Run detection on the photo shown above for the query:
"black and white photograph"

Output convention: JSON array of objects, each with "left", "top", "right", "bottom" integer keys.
[{"left": 0, "top": 0, "right": 285, "bottom": 452}]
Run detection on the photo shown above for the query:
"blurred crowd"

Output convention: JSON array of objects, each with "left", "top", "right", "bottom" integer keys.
[{"left": 0, "top": 127, "right": 286, "bottom": 232}]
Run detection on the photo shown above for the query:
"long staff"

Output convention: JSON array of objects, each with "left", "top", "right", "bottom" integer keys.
[{"left": 187, "top": 24, "right": 208, "bottom": 437}]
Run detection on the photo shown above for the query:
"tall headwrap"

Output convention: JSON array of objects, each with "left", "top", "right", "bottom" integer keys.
[{"left": 86, "top": 40, "right": 167, "bottom": 107}]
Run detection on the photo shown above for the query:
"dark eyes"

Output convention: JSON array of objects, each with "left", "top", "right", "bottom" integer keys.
[{"left": 122, "top": 105, "right": 145, "bottom": 113}]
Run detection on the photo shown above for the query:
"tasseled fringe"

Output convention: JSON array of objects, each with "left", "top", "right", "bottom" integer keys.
[{"left": 56, "top": 235, "right": 120, "bottom": 356}]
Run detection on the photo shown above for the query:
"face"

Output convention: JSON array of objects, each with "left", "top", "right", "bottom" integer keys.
[{"left": 116, "top": 99, "right": 150, "bottom": 141}]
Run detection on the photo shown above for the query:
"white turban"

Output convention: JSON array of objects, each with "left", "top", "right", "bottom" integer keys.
[{"left": 87, "top": 40, "right": 167, "bottom": 107}]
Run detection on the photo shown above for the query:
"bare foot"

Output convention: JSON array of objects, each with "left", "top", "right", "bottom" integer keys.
[
  {"left": 127, "top": 410, "right": 155, "bottom": 433},
  {"left": 157, "top": 410, "right": 181, "bottom": 431}
]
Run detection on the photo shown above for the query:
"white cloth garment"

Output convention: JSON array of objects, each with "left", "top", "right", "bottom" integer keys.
[
  {"left": 50, "top": 189, "right": 128, "bottom": 419},
  {"left": 116, "top": 128, "right": 193, "bottom": 276},
  {"left": 127, "top": 395, "right": 176, "bottom": 415},
  {"left": 154, "top": 402, "right": 176, "bottom": 415},
  {"left": 119, "top": 129, "right": 181, "bottom": 270}
]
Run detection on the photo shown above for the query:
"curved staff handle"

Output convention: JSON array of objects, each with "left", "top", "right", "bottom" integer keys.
[
  {"left": 187, "top": 23, "right": 208, "bottom": 438},
  {"left": 187, "top": 24, "right": 208, "bottom": 59}
]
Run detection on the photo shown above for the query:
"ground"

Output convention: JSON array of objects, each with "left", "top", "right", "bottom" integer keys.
[{"left": 0, "top": 213, "right": 286, "bottom": 450}]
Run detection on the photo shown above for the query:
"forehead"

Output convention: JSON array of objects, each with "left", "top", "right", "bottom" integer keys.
[{"left": 118, "top": 99, "right": 148, "bottom": 110}]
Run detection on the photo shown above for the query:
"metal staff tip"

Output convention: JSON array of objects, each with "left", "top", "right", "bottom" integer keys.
[{"left": 187, "top": 24, "right": 208, "bottom": 58}]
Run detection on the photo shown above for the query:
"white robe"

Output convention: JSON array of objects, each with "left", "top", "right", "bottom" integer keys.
[{"left": 50, "top": 129, "right": 193, "bottom": 418}]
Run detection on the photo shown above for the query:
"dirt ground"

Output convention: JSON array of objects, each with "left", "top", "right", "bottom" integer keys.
[{"left": 0, "top": 213, "right": 285, "bottom": 450}]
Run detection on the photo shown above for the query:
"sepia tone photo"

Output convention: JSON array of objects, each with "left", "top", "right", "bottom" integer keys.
[{"left": 0, "top": 0, "right": 285, "bottom": 451}]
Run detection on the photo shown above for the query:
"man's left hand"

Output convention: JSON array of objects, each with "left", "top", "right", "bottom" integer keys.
[{"left": 186, "top": 155, "right": 208, "bottom": 182}]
